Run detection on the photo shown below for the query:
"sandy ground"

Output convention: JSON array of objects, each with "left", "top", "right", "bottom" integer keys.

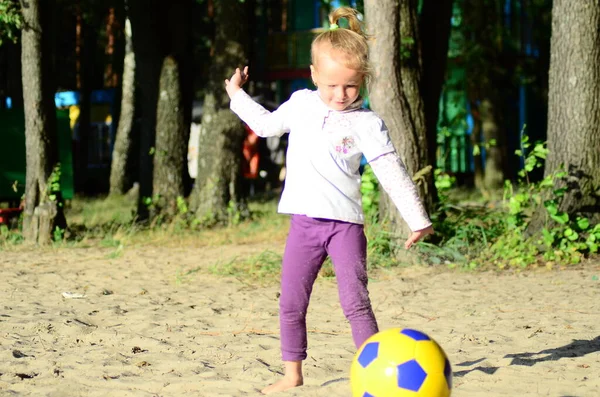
[{"left": 1, "top": 240, "right": 599, "bottom": 397}]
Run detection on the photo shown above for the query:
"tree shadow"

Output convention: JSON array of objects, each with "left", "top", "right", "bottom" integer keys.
[
  {"left": 505, "top": 336, "right": 600, "bottom": 366},
  {"left": 452, "top": 336, "right": 600, "bottom": 379},
  {"left": 453, "top": 357, "right": 499, "bottom": 378}
]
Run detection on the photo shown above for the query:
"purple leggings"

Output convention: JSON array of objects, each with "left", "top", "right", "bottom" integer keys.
[{"left": 279, "top": 215, "right": 379, "bottom": 361}]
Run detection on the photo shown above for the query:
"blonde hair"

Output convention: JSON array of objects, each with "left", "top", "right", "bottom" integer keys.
[{"left": 311, "top": 7, "right": 370, "bottom": 79}]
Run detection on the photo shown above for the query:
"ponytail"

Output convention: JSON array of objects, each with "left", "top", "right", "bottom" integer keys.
[
  {"left": 311, "top": 7, "right": 371, "bottom": 79},
  {"left": 329, "top": 7, "right": 366, "bottom": 39}
]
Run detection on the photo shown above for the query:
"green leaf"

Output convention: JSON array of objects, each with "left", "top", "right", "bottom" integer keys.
[
  {"left": 542, "top": 228, "right": 555, "bottom": 246},
  {"left": 553, "top": 187, "right": 567, "bottom": 197},
  {"left": 576, "top": 217, "right": 590, "bottom": 230},
  {"left": 508, "top": 198, "right": 521, "bottom": 214},
  {"left": 525, "top": 160, "right": 535, "bottom": 172},
  {"left": 362, "top": 181, "right": 376, "bottom": 191},
  {"left": 544, "top": 200, "right": 558, "bottom": 215},
  {"left": 550, "top": 212, "right": 569, "bottom": 224},
  {"left": 564, "top": 228, "right": 578, "bottom": 241},
  {"left": 555, "top": 171, "right": 568, "bottom": 179},
  {"left": 539, "top": 176, "right": 554, "bottom": 188}
]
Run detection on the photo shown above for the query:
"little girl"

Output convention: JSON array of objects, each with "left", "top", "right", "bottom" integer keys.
[{"left": 224, "top": 6, "right": 434, "bottom": 394}]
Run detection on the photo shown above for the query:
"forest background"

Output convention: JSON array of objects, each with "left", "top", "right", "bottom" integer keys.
[{"left": 0, "top": 0, "right": 599, "bottom": 273}]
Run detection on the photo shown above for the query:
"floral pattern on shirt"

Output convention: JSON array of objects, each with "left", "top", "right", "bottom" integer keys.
[{"left": 336, "top": 136, "right": 356, "bottom": 154}]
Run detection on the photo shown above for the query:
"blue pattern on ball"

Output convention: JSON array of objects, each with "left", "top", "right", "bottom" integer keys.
[
  {"left": 362, "top": 393, "right": 375, "bottom": 397},
  {"left": 397, "top": 359, "right": 427, "bottom": 391},
  {"left": 358, "top": 342, "right": 379, "bottom": 368},
  {"left": 400, "top": 328, "right": 431, "bottom": 341},
  {"left": 444, "top": 358, "right": 453, "bottom": 388}
]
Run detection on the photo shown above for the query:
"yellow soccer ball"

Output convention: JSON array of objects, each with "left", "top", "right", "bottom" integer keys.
[{"left": 350, "top": 328, "right": 452, "bottom": 397}]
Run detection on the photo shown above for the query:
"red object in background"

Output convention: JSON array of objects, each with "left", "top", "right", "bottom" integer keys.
[
  {"left": 242, "top": 124, "right": 260, "bottom": 180},
  {"left": 0, "top": 208, "right": 22, "bottom": 225}
]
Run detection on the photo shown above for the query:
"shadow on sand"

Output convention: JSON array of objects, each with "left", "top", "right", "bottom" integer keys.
[{"left": 452, "top": 335, "right": 600, "bottom": 381}]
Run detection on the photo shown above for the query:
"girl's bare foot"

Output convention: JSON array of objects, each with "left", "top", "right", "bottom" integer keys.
[
  {"left": 261, "top": 375, "right": 303, "bottom": 394},
  {"left": 261, "top": 361, "right": 303, "bottom": 394}
]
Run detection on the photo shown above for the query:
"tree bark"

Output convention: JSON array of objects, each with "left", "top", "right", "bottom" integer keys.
[
  {"left": 479, "top": 98, "right": 504, "bottom": 189},
  {"left": 463, "top": 0, "right": 507, "bottom": 191},
  {"left": 152, "top": 56, "right": 187, "bottom": 219},
  {"left": 109, "top": 17, "right": 136, "bottom": 196},
  {"left": 189, "top": 0, "right": 249, "bottom": 224},
  {"left": 529, "top": 0, "right": 600, "bottom": 230},
  {"left": 75, "top": 9, "right": 98, "bottom": 193},
  {"left": 164, "top": 0, "right": 194, "bottom": 195},
  {"left": 419, "top": 0, "right": 454, "bottom": 205},
  {"left": 364, "top": 0, "right": 433, "bottom": 257},
  {"left": 128, "top": 0, "right": 164, "bottom": 220},
  {"left": 20, "top": 0, "right": 65, "bottom": 244},
  {"left": 469, "top": 101, "right": 484, "bottom": 189}
]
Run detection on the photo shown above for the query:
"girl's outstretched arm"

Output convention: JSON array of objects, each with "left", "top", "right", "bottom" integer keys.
[
  {"left": 369, "top": 152, "right": 434, "bottom": 249},
  {"left": 225, "top": 66, "right": 292, "bottom": 138}
]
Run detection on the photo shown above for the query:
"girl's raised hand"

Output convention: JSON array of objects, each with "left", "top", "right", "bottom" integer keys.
[{"left": 225, "top": 66, "right": 249, "bottom": 99}]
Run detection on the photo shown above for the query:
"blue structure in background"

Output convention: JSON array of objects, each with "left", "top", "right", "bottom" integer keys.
[{"left": 54, "top": 88, "right": 117, "bottom": 162}]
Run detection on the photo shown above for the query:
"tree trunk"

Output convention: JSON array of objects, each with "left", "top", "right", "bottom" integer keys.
[
  {"left": 103, "top": 6, "right": 120, "bottom": 88},
  {"left": 75, "top": 11, "right": 98, "bottom": 193},
  {"left": 152, "top": 56, "right": 187, "bottom": 219},
  {"left": 189, "top": 0, "right": 249, "bottom": 224},
  {"left": 463, "top": 0, "right": 507, "bottom": 191},
  {"left": 164, "top": 0, "right": 194, "bottom": 196},
  {"left": 419, "top": 0, "right": 454, "bottom": 206},
  {"left": 364, "top": 0, "right": 433, "bottom": 258},
  {"left": 128, "top": 0, "right": 164, "bottom": 220},
  {"left": 479, "top": 98, "right": 504, "bottom": 190},
  {"left": 469, "top": 101, "right": 484, "bottom": 189},
  {"left": 529, "top": 0, "right": 600, "bottom": 231},
  {"left": 20, "top": 0, "right": 65, "bottom": 244},
  {"left": 109, "top": 17, "right": 136, "bottom": 196}
]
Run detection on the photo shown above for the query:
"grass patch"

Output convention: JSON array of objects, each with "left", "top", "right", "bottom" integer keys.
[{"left": 208, "top": 250, "right": 283, "bottom": 281}]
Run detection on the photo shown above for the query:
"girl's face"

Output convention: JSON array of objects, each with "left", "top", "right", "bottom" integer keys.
[{"left": 311, "top": 49, "right": 363, "bottom": 111}]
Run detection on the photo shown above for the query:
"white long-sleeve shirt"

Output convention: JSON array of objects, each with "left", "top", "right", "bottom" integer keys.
[{"left": 230, "top": 88, "right": 431, "bottom": 230}]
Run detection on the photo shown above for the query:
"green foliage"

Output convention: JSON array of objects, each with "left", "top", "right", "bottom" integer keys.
[
  {"left": 400, "top": 36, "right": 415, "bottom": 60},
  {"left": 47, "top": 164, "right": 62, "bottom": 204},
  {"left": 430, "top": 133, "right": 599, "bottom": 270},
  {"left": 489, "top": 135, "right": 597, "bottom": 267},
  {"left": 176, "top": 196, "right": 188, "bottom": 215},
  {"left": 53, "top": 226, "right": 65, "bottom": 242},
  {"left": 227, "top": 200, "right": 243, "bottom": 226},
  {"left": 0, "top": 224, "right": 23, "bottom": 247},
  {"left": 434, "top": 169, "right": 456, "bottom": 203},
  {"left": 360, "top": 164, "right": 379, "bottom": 219},
  {"left": 472, "top": 138, "right": 497, "bottom": 157},
  {"left": 0, "top": 0, "right": 22, "bottom": 46}
]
